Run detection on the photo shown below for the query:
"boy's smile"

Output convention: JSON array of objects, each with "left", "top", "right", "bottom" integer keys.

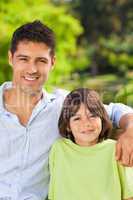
[{"left": 69, "top": 103, "right": 102, "bottom": 147}]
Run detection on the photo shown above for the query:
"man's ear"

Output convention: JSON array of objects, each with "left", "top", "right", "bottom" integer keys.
[
  {"left": 51, "top": 55, "right": 56, "bottom": 70},
  {"left": 8, "top": 50, "right": 13, "bottom": 66}
]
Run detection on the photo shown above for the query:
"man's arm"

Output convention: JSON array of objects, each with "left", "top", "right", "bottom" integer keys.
[
  {"left": 105, "top": 103, "right": 133, "bottom": 167},
  {"left": 116, "top": 114, "right": 133, "bottom": 167}
]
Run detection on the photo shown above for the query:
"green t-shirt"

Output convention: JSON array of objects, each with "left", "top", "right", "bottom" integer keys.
[{"left": 48, "top": 138, "right": 133, "bottom": 200}]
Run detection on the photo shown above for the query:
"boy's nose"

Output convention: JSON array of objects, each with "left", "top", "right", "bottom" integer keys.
[{"left": 82, "top": 119, "right": 91, "bottom": 127}]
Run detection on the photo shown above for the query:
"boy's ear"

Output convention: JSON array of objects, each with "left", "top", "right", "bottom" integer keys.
[{"left": 67, "top": 126, "right": 71, "bottom": 132}]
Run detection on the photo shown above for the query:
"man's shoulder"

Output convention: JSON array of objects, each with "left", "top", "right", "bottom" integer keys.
[
  {"left": 52, "top": 88, "right": 69, "bottom": 99},
  {"left": 0, "top": 81, "right": 12, "bottom": 94},
  {"left": 45, "top": 88, "right": 69, "bottom": 101},
  {"left": 47, "top": 89, "right": 69, "bottom": 110},
  {"left": 0, "top": 82, "right": 11, "bottom": 112}
]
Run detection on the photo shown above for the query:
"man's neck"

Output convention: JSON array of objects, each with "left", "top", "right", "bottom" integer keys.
[{"left": 3, "top": 88, "right": 43, "bottom": 126}]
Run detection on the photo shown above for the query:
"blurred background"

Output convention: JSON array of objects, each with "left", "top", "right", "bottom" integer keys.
[{"left": 0, "top": 0, "right": 133, "bottom": 105}]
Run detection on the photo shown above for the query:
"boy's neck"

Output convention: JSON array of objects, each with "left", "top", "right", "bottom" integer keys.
[{"left": 75, "top": 139, "right": 98, "bottom": 147}]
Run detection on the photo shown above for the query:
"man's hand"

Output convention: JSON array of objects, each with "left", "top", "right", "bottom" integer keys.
[
  {"left": 115, "top": 131, "right": 133, "bottom": 166},
  {"left": 115, "top": 114, "right": 133, "bottom": 167}
]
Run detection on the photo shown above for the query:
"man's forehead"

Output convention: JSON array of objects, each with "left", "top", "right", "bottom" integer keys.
[
  {"left": 16, "top": 40, "right": 50, "bottom": 50},
  {"left": 13, "top": 40, "right": 52, "bottom": 57}
]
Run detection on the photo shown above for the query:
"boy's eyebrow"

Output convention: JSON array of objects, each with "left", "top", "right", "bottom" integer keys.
[{"left": 72, "top": 114, "right": 81, "bottom": 117}]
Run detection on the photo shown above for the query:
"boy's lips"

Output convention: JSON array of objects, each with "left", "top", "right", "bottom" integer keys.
[{"left": 81, "top": 130, "right": 95, "bottom": 134}]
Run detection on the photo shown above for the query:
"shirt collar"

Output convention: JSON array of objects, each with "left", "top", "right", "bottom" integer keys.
[
  {"left": 0, "top": 82, "right": 12, "bottom": 113},
  {"left": 0, "top": 81, "right": 56, "bottom": 114}
]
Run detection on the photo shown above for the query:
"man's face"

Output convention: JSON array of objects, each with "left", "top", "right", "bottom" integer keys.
[{"left": 8, "top": 41, "right": 55, "bottom": 95}]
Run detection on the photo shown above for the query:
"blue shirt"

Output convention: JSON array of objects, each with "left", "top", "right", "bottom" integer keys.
[{"left": 0, "top": 82, "right": 133, "bottom": 200}]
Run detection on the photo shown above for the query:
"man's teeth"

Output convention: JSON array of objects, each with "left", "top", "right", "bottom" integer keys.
[{"left": 24, "top": 77, "right": 38, "bottom": 81}]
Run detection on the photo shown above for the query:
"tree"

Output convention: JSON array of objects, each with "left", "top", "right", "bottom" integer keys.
[
  {"left": 0, "top": 0, "right": 83, "bottom": 87},
  {"left": 70, "top": 0, "right": 133, "bottom": 76}
]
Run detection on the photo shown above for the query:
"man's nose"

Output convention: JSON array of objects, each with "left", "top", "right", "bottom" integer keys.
[{"left": 27, "top": 62, "right": 37, "bottom": 74}]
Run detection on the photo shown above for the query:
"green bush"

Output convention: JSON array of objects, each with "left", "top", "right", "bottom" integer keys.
[{"left": 0, "top": 0, "right": 83, "bottom": 86}]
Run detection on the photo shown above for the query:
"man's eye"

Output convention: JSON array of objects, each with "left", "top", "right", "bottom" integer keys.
[
  {"left": 39, "top": 60, "right": 47, "bottom": 63},
  {"left": 20, "top": 58, "right": 27, "bottom": 61}
]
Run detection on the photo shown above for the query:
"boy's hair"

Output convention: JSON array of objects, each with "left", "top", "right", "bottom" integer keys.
[
  {"left": 10, "top": 20, "right": 55, "bottom": 55},
  {"left": 58, "top": 88, "right": 112, "bottom": 142}
]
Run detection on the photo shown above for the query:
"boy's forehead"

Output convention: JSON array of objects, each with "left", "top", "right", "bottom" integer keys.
[{"left": 76, "top": 103, "right": 91, "bottom": 114}]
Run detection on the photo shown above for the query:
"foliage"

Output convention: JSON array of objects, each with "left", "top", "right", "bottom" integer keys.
[
  {"left": 0, "top": 0, "right": 133, "bottom": 104},
  {"left": 115, "top": 71, "right": 133, "bottom": 107},
  {"left": 0, "top": 0, "right": 83, "bottom": 85},
  {"left": 70, "top": 0, "right": 133, "bottom": 76},
  {"left": 98, "top": 35, "right": 133, "bottom": 76}
]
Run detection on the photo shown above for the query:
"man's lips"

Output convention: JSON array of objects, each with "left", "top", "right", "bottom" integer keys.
[{"left": 23, "top": 76, "right": 39, "bottom": 81}]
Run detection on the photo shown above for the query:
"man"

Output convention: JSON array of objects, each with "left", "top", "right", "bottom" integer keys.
[{"left": 0, "top": 20, "right": 133, "bottom": 200}]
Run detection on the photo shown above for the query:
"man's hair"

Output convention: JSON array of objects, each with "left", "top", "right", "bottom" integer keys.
[
  {"left": 58, "top": 88, "right": 112, "bottom": 142},
  {"left": 10, "top": 20, "right": 55, "bottom": 55}
]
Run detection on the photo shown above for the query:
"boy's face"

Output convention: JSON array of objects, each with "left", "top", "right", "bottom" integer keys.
[
  {"left": 69, "top": 103, "right": 102, "bottom": 147},
  {"left": 8, "top": 40, "right": 55, "bottom": 96}
]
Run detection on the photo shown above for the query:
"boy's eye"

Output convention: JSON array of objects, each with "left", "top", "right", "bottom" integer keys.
[
  {"left": 90, "top": 115, "right": 95, "bottom": 118},
  {"left": 88, "top": 115, "right": 99, "bottom": 120},
  {"left": 73, "top": 117, "right": 80, "bottom": 121}
]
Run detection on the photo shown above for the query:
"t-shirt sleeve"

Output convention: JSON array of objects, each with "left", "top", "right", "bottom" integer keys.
[
  {"left": 48, "top": 145, "right": 56, "bottom": 200},
  {"left": 117, "top": 163, "right": 133, "bottom": 199}
]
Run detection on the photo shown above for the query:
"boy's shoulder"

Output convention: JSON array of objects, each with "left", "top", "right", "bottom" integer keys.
[
  {"left": 104, "top": 139, "right": 116, "bottom": 145},
  {"left": 49, "top": 138, "right": 68, "bottom": 157},
  {"left": 51, "top": 138, "right": 67, "bottom": 148},
  {"left": 102, "top": 139, "right": 116, "bottom": 149},
  {"left": 50, "top": 138, "right": 73, "bottom": 152},
  {"left": 93, "top": 139, "right": 116, "bottom": 155},
  {"left": 51, "top": 138, "right": 117, "bottom": 151}
]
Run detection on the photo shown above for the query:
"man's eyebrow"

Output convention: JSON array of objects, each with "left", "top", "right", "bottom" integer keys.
[
  {"left": 16, "top": 55, "right": 49, "bottom": 61},
  {"left": 36, "top": 57, "right": 48, "bottom": 60},
  {"left": 16, "top": 54, "right": 29, "bottom": 58}
]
